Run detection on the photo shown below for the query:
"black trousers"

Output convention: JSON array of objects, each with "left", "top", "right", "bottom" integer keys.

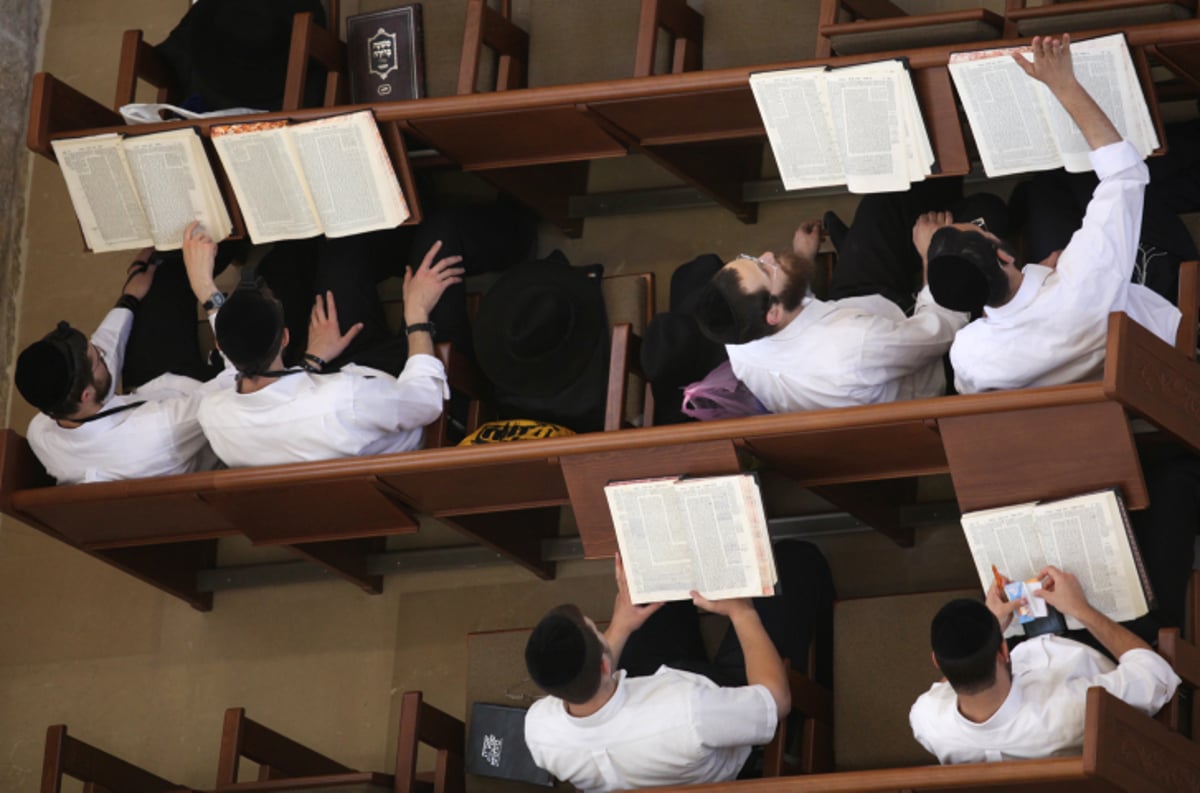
[
  {"left": 828, "top": 179, "right": 1006, "bottom": 313},
  {"left": 258, "top": 205, "right": 535, "bottom": 376},
  {"left": 617, "top": 540, "right": 836, "bottom": 688}
]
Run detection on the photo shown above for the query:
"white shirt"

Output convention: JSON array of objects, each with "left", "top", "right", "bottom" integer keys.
[
  {"left": 197, "top": 356, "right": 448, "bottom": 467},
  {"left": 909, "top": 635, "right": 1180, "bottom": 764},
  {"left": 726, "top": 288, "right": 967, "bottom": 412},
  {"left": 951, "top": 141, "right": 1181, "bottom": 394},
  {"left": 524, "top": 667, "right": 778, "bottom": 793},
  {"left": 25, "top": 309, "right": 228, "bottom": 484}
]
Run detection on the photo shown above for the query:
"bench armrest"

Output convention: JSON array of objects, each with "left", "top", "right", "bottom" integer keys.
[
  {"left": 115, "top": 29, "right": 177, "bottom": 110},
  {"left": 396, "top": 691, "right": 465, "bottom": 793},
  {"left": 282, "top": 11, "right": 347, "bottom": 111},
  {"left": 216, "top": 707, "right": 354, "bottom": 785}
]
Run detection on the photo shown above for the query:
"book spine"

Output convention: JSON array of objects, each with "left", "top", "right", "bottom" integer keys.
[{"left": 1111, "top": 487, "right": 1157, "bottom": 610}]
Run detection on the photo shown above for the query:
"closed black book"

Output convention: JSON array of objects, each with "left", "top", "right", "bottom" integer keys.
[
  {"left": 346, "top": 5, "right": 426, "bottom": 104},
  {"left": 466, "top": 703, "right": 553, "bottom": 786}
]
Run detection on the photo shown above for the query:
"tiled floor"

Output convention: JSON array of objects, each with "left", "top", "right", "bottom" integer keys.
[{"left": 1, "top": 1, "right": 1195, "bottom": 791}]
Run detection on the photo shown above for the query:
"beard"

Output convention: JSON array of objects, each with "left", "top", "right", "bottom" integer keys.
[{"left": 775, "top": 253, "right": 811, "bottom": 313}]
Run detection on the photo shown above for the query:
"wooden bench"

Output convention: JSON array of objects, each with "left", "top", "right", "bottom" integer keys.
[
  {"left": 4, "top": 299, "right": 1200, "bottom": 610},
  {"left": 41, "top": 723, "right": 200, "bottom": 793}
]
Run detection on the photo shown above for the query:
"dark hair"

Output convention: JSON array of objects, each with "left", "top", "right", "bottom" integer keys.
[
  {"left": 930, "top": 598, "right": 1004, "bottom": 695},
  {"left": 14, "top": 322, "right": 94, "bottom": 419},
  {"left": 214, "top": 287, "right": 287, "bottom": 377},
  {"left": 693, "top": 267, "right": 774, "bottom": 345},
  {"left": 525, "top": 604, "right": 605, "bottom": 704},
  {"left": 926, "top": 227, "right": 1015, "bottom": 313}
]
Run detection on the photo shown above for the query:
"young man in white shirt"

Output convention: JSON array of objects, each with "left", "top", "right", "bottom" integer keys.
[
  {"left": 187, "top": 222, "right": 462, "bottom": 467},
  {"left": 909, "top": 566, "right": 1180, "bottom": 765},
  {"left": 13, "top": 249, "right": 233, "bottom": 484},
  {"left": 925, "top": 34, "right": 1182, "bottom": 393},
  {"left": 691, "top": 181, "right": 977, "bottom": 413},
  {"left": 523, "top": 541, "right": 833, "bottom": 792}
]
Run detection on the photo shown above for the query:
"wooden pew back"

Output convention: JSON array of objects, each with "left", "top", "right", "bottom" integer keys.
[{"left": 41, "top": 724, "right": 194, "bottom": 793}]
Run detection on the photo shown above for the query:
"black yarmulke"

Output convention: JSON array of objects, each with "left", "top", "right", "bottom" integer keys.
[
  {"left": 930, "top": 598, "right": 996, "bottom": 660},
  {"left": 926, "top": 227, "right": 1001, "bottom": 314},
  {"left": 15, "top": 340, "right": 75, "bottom": 413},
  {"left": 215, "top": 290, "right": 284, "bottom": 372},
  {"left": 525, "top": 615, "right": 587, "bottom": 689}
]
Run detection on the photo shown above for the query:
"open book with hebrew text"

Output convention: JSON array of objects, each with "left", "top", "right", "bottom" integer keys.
[
  {"left": 961, "top": 489, "right": 1153, "bottom": 637},
  {"left": 604, "top": 474, "right": 777, "bottom": 605},
  {"left": 51, "top": 128, "right": 233, "bottom": 253},
  {"left": 948, "top": 33, "right": 1159, "bottom": 177},
  {"left": 211, "top": 110, "right": 410, "bottom": 244},
  {"left": 750, "top": 58, "right": 935, "bottom": 194}
]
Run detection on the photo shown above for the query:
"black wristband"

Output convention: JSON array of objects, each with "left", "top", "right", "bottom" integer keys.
[
  {"left": 114, "top": 294, "right": 141, "bottom": 313},
  {"left": 405, "top": 321, "right": 436, "bottom": 337},
  {"left": 302, "top": 353, "right": 327, "bottom": 371}
]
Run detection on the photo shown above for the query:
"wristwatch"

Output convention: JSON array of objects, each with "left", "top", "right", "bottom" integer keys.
[
  {"left": 405, "top": 321, "right": 436, "bottom": 336},
  {"left": 203, "top": 292, "right": 228, "bottom": 312}
]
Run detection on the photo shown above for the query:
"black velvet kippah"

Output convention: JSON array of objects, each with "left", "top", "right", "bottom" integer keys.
[
  {"left": 15, "top": 340, "right": 75, "bottom": 413},
  {"left": 525, "top": 614, "right": 587, "bottom": 689},
  {"left": 926, "top": 227, "right": 998, "bottom": 314},
  {"left": 930, "top": 598, "right": 996, "bottom": 660},
  {"left": 215, "top": 290, "right": 284, "bottom": 371}
]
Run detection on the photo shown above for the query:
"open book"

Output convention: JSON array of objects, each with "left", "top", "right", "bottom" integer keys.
[
  {"left": 960, "top": 489, "right": 1153, "bottom": 637},
  {"left": 750, "top": 58, "right": 935, "bottom": 194},
  {"left": 948, "top": 33, "right": 1159, "bottom": 177},
  {"left": 211, "top": 110, "right": 410, "bottom": 244},
  {"left": 51, "top": 129, "right": 233, "bottom": 253},
  {"left": 604, "top": 474, "right": 777, "bottom": 605}
]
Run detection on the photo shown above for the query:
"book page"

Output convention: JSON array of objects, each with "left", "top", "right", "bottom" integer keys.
[
  {"left": 674, "top": 475, "right": 777, "bottom": 600},
  {"left": 949, "top": 50, "right": 1062, "bottom": 177},
  {"left": 1033, "top": 491, "right": 1149, "bottom": 626},
  {"left": 750, "top": 67, "right": 845, "bottom": 191},
  {"left": 826, "top": 61, "right": 918, "bottom": 193},
  {"left": 288, "top": 110, "right": 410, "bottom": 238},
  {"left": 211, "top": 121, "right": 322, "bottom": 243},
  {"left": 122, "top": 129, "right": 233, "bottom": 250},
  {"left": 960, "top": 504, "right": 1047, "bottom": 638},
  {"left": 605, "top": 479, "right": 698, "bottom": 604},
  {"left": 50, "top": 134, "right": 152, "bottom": 252},
  {"left": 1034, "top": 35, "right": 1160, "bottom": 172}
]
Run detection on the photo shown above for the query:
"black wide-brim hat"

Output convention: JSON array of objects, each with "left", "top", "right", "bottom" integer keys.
[
  {"left": 474, "top": 254, "right": 606, "bottom": 397},
  {"left": 157, "top": 0, "right": 325, "bottom": 111}
]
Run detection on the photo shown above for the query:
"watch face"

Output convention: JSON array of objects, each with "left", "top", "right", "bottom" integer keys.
[{"left": 207, "top": 292, "right": 227, "bottom": 310}]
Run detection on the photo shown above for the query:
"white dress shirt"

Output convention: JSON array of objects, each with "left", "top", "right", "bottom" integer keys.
[
  {"left": 91, "top": 307, "right": 133, "bottom": 403},
  {"left": 197, "top": 356, "right": 448, "bottom": 467},
  {"left": 525, "top": 667, "right": 778, "bottom": 793},
  {"left": 726, "top": 287, "right": 967, "bottom": 412},
  {"left": 951, "top": 141, "right": 1181, "bottom": 394},
  {"left": 909, "top": 635, "right": 1180, "bottom": 764}
]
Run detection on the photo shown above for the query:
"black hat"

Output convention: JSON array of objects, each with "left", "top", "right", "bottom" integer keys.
[
  {"left": 926, "top": 227, "right": 1007, "bottom": 314},
  {"left": 156, "top": 0, "right": 326, "bottom": 112},
  {"left": 14, "top": 322, "right": 89, "bottom": 415},
  {"left": 670, "top": 254, "right": 725, "bottom": 313},
  {"left": 930, "top": 598, "right": 996, "bottom": 660},
  {"left": 215, "top": 290, "right": 286, "bottom": 375},
  {"left": 474, "top": 253, "right": 606, "bottom": 397}
]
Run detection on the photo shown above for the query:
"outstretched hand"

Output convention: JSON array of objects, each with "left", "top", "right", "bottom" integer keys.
[
  {"left": 912, "top": 210, "right": 954, "bottom": 277},
  {"left": 182, "top": 221, "right": 219, "bottom": 304},
  {"left": 306, "top": 291, "right": 363, "bottom": 366},
  {"left": 1033, "top": 565, "right": 1093, "bottom": 620},
  {"left": 403, "top": 241, "right": 465, "bottom": 325},
  {"left": 1013, "top": 34, "right": 1077, "bottom": 95}
]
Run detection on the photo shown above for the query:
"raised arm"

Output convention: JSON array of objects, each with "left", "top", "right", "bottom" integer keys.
[
  {"left": 1034, "top": 566, "right": 1150, "bottom": 658},
  {"left": 692, "top": 593, "right": 791, "bottom": 717},
  {"left": 606, "top": 553, "right": 665, "bottom": 665},
  {"left": 402, "top": 241, "right": 465, "bottom": 357},
  {"left": 1012, "top": 34, "right": 1121, "bottom": 151}
]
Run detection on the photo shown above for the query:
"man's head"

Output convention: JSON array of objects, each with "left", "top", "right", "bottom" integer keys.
[
  {"left": 926, "top": 225, "right": 1021, "bottom": 314},
  {"left": 930, "top": 598, "right": 1009, "bottom": 695},
  {"left": 693, "top": 252, "right": 810, "bottom": 345},
  {"left": 525, "top": 604, "right": 611, "bottom": 704},
  {"left": 214, "top": 287, "right": 287, "bottom": 377},
  {"left": 14, "top": 322, "right": 110, "bottom": 419}
]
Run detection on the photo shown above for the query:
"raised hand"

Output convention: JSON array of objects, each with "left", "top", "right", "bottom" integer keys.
[
  {"left": 985, "top": 578, "right": 1026, "bottom": 633},
  {"left": 305, "top": 291, "right": 363, "bottom": 366},
  {"left": 912, "top": 210, "right": 954, "bottom": 277},
  {"left": 182, "top": 221, "right": 219, "bottom": 303},
  {"left": 1033, "top": 565, "right": 1092, "bottom": 620},
  {"left": 403, "top": 240, "right": 465, "bottom": 325},
  {"left": 792, "top": 219, "right": 823, "bottom": 261},
  {"left": 609, "top": 552, "right": 665, "bottom": 636},
  {"left": 1012, "top": 34, "right": 1077, "bottom": 95}
]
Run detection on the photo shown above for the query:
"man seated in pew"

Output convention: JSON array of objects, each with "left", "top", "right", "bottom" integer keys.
[
  {"left": 925, "top": 34, "right": 1183, "bottom": 394},
  {"left": 183, "top": 222, "right": 461, "bottom": 467},
  {"left": 691, "top": 183, "right": 992, "bottom": 412},
  {"left": 523, "top": 541, "right": 834, "bottom": 791},
  {"left": 13, "top": 246, "right": 237, "bottom": 483},
  {"left": 909, "top": 566, "right": 1180, "bottom": 764}
]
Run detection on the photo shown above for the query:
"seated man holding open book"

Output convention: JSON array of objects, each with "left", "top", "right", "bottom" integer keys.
[
  {"left": 925, "top": 34, "right": 1181, "bottom": 393},
  {"left": 186, "top": 222, "right": 459, "bottom": 466},
  {"left": 691, "top": 186, "right": 978, "bottom": 412},
  {"left": 909, "top": 567, "right": 1179, "bottom": 764},
  {"left": 13, "top": 248, "right": 233, "bottom": 483},
  {"left": 523, "top": 540, "right": 834, "bottom": 792}
]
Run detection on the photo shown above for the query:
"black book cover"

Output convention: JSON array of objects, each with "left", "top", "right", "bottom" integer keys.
[
  {"left": 346, "top": 5, "right": 426, "bottom": 104},
  {"left": 466, "top": 703, "right": 553, "bottom": 786}
]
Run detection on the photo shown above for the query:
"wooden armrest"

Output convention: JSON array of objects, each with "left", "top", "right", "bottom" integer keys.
[
  {"left": 787, "top": 666, "right": 833, "bottom": 725},
  {"left": 1158, "top": 628, "right": 1200, "bottom": 688},
  {"left": 396, "top": 691, "right": 465, "bottom": 793},
  {"left": 282, "top": 11, "right": 347, "bottom": 112},
  {"left": 425, "top": 342, "right": 493, "bottom": 448},
  {"left": 634, "top": 0, "right": 704, "bottom": 77},
  {"left": 217, "top": 708, "right": 354, "bottom": 785},
  {"left": 42, "top": 725, "right": 189, "bottom": 793},
  {"left": 28, "top": 73, "right": 124, "bottom": 161},
  {"left": 458, "top": 0, "right": 529, "bottom": 94},
  {"left": 605, "top": 323, "right": 645, "bottom": 432},
  {"left": 1177, "top": 260, "right": 1198, "bottom": 360},
  {"left": 115, "top": 29, "right": 177, "bottom": 110}
]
